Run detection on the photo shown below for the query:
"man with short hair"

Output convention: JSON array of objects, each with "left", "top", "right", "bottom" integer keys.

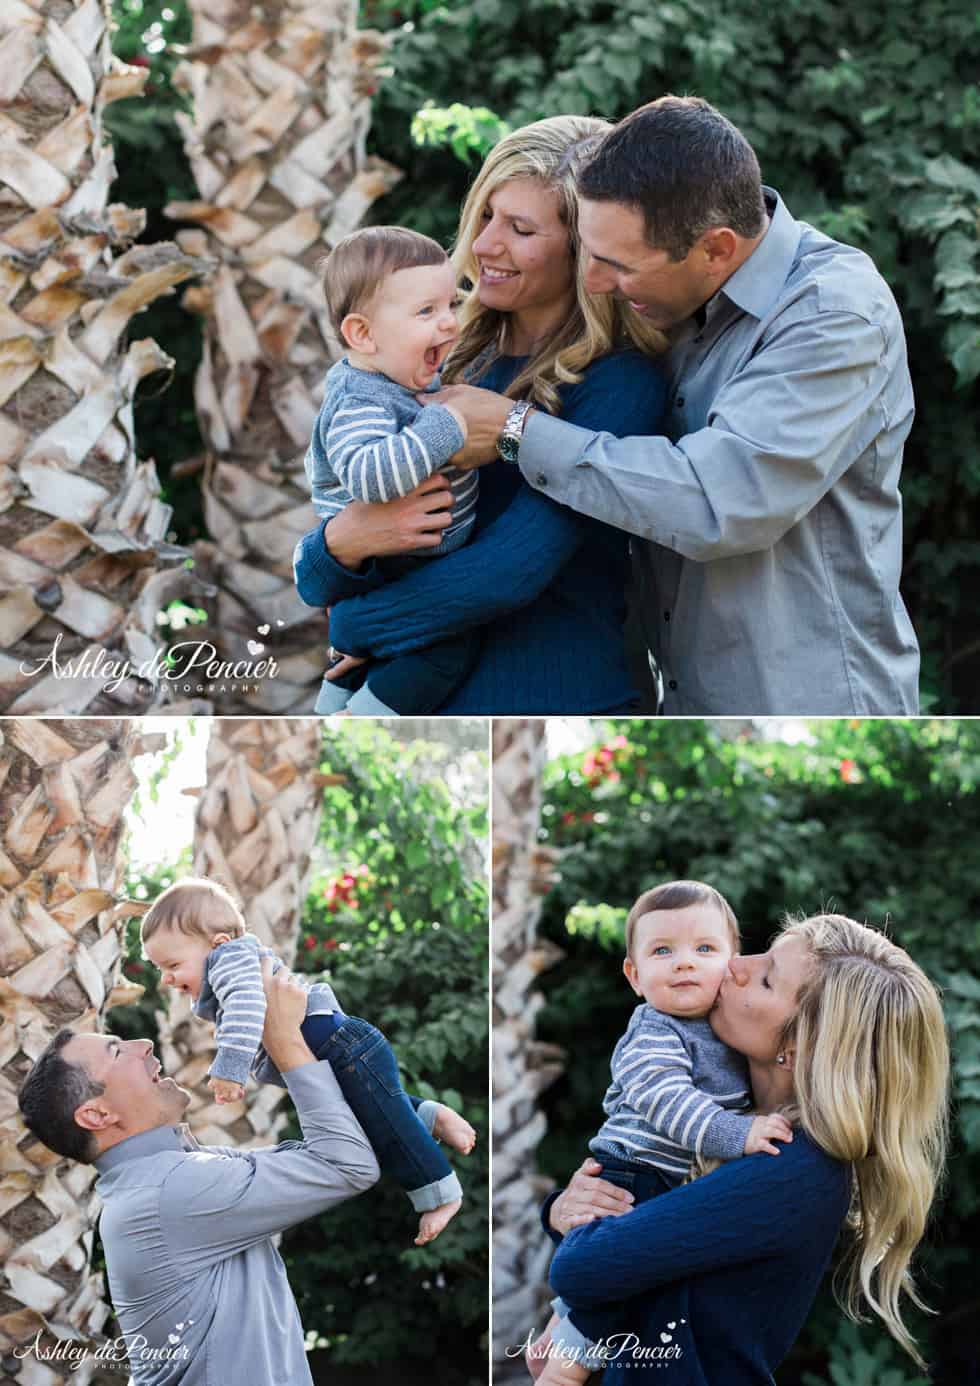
[
  {"left": 430, "top": 95, "right": 920, "bottom": 715},
  {"left": 17, "top": 959, "right": 379, "bottom": 1385}
]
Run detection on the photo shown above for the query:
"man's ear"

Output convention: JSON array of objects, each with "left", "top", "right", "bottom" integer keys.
[
  {"left": 74, "top": 1101, "right": 120, "bottom": 1135},
  {"left": 623, "top": 956, "right": 643, "bottom": 997},
  {"left": 698, "top": 227, "right": 739, "bottom": 276},
  {"left": 340, "top": 312, "right": 375, "bottom": 354}
]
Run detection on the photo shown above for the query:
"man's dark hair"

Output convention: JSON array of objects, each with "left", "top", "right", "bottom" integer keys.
[
  {"left": 576, "top": 95, "right": 767, "bottom": 261},
  {"left": 18, "top": 1028, "right": 104, "bottom": 1164}
]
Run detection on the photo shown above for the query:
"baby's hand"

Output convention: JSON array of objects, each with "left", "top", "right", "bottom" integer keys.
[
  {"left": 208, "top": 1076, "right": 245, "bottom": 1105},
  {"left": 744, "top": 1113, "right": 793, "bottom": 1156}
]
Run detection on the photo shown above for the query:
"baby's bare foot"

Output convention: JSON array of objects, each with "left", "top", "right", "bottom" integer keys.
[
  {"left": 414, "top": 1197, "right": 462, "bottom": 1245},
  {"left": 432, "top": 1104, "right": 476, "bottom": 1154}
]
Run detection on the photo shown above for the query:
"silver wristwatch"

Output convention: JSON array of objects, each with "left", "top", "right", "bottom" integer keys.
[{"left": 496, "top": 399, "right": 535, "bottom": 464}]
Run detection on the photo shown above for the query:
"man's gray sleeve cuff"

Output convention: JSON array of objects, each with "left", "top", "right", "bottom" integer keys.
[{"left": 518, "top": 410, "right": 593, "bottom": 498}]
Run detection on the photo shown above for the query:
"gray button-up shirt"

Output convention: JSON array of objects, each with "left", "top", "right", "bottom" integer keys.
[
  {"left": 94, "top": 1061, "right": 379, "bottom": 1385},
  {"left": 518, "top": 189, "right": 919, "bottom": 714}
]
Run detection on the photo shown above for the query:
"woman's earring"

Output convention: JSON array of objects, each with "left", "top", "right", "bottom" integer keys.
[{"left": 776, "top": 1053, "right": 786, "bottom": 1065}]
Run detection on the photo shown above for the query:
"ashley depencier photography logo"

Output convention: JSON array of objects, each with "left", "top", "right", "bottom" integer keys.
[
  {"left": 18, "top": 633, "right": 279, "bottom": 699},
  {"left": 14, "top": 1323, "right": 194, "bottom": 1373},
  {"left": 509, "top": 1320, "right": 686, "bottom": 1369}
]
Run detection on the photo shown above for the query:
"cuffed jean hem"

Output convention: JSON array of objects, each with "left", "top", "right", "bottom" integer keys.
[
  {"left": 408, "top": 1169, "right": 463, "bottom": 1212},
  {"left": 347, "top": 685, "right": 399, "bottom": 716},
  {"left": 314, "top": 680, "right": 353, "bottom": 714},
  {"left": 416, "top": 1099, "right": 439, "bottom": 1133},
  {"left": 548, "top": 1299, "right": 604, "bottom": 1371}
]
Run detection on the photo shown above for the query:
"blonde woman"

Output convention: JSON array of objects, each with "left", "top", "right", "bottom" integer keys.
[
  {"left": 294, "top": 117, "right": 667, "bottom": 714},
  {"left": 535, "top": 915, "right": 949, "bottom": 1384}
]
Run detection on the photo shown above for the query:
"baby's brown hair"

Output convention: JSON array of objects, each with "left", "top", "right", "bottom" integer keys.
[
  {"left": 140, "top": 877, "right": 245, "bottom": 948},
  {"left": 625, "top": 880, "right": 739, "bottom": 957},
  {"left": 321, "top": 225, "right": 449, "bottom": 339}
]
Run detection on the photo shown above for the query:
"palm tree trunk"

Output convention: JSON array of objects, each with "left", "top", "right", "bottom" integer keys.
[
  {"left": 492, "top": 719, "right": 565, "bottom": 1364},
  {"left": 155, "top": 717, "right": 327, "bottom": 1145},
  {"left": 166, "top": 0, "right": 401, "bottom": 714},
  {"left": 0, "top": 1, "right": 205, "bottom": 716},
  {"left": 0, "top": 717, "right": 150, "bottom": 1381}
]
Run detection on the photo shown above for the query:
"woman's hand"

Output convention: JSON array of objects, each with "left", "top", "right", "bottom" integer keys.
[
  {"left": 549, "top": 1157, "right": 635, "bottom": 1235},
  {"left": 324, "top": 475, "right": 455, "bottom": 569},
  {"left": 420, "top": 384, "right": 513, "bottom": 469}
]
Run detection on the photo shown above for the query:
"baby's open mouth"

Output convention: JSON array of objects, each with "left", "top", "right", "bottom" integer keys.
[{"left": 424, "top": 340, "right": 453, "bottom": 371}]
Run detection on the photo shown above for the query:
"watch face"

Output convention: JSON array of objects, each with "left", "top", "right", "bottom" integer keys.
[{"left": 497, "top": 432, "right": 520, "bottom": 464}]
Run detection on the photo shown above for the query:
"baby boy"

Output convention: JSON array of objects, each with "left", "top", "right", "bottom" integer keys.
[
  {"left": 141, "top": 877, "right": 474, "bottom": 1245},
  {"left": 534, "top": 879, "right": 792, "bottom": 1384},
  {"left": 302, "top": 225, "right": 479, "bottom": 717}
]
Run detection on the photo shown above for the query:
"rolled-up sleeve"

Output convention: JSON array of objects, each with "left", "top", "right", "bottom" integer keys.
[{"left": 519, "top": 311, "right": 888, "bottom": 561}]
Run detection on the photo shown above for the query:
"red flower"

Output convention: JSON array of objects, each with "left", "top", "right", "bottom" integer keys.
[
  {"left": 325, "top": 939, "right": 339, "bottom": 951},
  {"left": 304, "top": 935, "right": 317, "bottom": 950},
  {"left": 129, "top": 54, "right": 150, "bottom": 67},
  {"left": 327, "top": 902, "right": 338, "bottom": 914},
  {"left": 840, "top": 759, "right": 858, "bottom": 783},
  {"left": 561, "top": 811, "right": 577, "bottom": 825}
]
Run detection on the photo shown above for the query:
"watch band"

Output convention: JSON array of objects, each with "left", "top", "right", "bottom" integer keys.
[{"left": 496, "top": 399, "right": 534, "bottom": 464}]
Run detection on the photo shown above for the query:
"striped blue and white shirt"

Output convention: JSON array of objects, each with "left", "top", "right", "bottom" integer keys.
[
  {"left": 194, "top": 933, "right": 341, "bottom": 1087},
  {"left": 304, "top": 358, "right": 478, "bottom": 556},
  {"left": 590, "top": 1003, "right": 755, "bottom": 1183}
]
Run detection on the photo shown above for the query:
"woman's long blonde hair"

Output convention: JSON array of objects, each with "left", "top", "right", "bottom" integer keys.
[
  {"left": 779, "top": 914, "right": 949, "bottom": 1369},
  {"left": 444, "top": 115, "right": 667, "bottom": 413}
]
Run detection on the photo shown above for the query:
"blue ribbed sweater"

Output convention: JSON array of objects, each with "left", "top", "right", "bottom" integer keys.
[
  {"left": 543, "top": 1127, "right": 851, "bottom": 1385},
  {"left": 292, "top": 350, "right": 667, "bottom": 714}
]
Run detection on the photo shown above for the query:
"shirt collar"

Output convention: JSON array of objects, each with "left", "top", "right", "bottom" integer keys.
[
  {"left": 94, "top": 1122, "right": 193, "bottom": 1174},
  {"left": 719, "top": 188, "right": 800, "bottom": 321}
]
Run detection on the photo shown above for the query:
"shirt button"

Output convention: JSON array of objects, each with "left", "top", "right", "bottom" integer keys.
[
  {"left": 668, "top": 679, "right": 678, "bottom": 691},
  {"left": 663, "top": 610, "right": 671, "bottom": 622},
  {"left": 535, "top": 473, "right": 547, "bottom": 486}
]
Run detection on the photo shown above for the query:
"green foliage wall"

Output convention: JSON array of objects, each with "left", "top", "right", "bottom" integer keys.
[{"left": 533, "top": 719, "right": 980, "bottom": 1386}]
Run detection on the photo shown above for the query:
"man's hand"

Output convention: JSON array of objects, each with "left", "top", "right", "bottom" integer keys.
[
  {"left": 324, "top": 474, "right": 454, "bottom": 569},
  {"left": 260, "top": 957, "right": 312, "bottom": 1073},
  {"left": 418, "top": 384, "right": 513, "bottom": 469},
  {"left": 548, "top": 1157, "right": 635, "bottom": 1235}
]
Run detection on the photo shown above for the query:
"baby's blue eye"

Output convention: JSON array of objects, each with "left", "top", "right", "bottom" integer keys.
[
  {"left": 652, "top": 946, "right": 670, "bottom": 956},
  {"left": 697, "top": 944, "right": 716, "bottom": 953}
]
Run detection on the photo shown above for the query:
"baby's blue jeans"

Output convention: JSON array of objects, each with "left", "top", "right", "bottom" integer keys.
[{"left": 302, "top": 1011, "right": 461, "bottom": 1211}]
